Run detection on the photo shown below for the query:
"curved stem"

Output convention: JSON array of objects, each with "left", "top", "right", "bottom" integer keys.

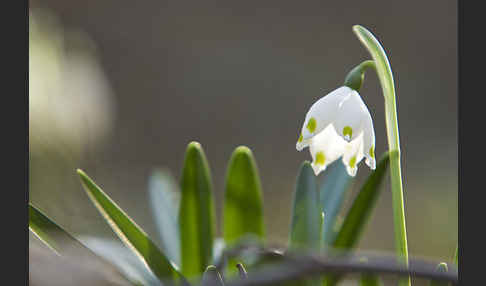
[
  {"left": 344, "top": 60, "right": 376, "bottom": 91},
  {"left": 351, "top": 25, "right": 410, "bottom": 286}
]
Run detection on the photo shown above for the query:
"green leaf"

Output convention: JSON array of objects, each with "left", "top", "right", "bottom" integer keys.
[
  {"left": 179, "top": 142, "right": 216, "bottom": 278},
  {"left": 289, "top": 161, "right": 323, "bottom": 250},
  {"left": 30, "top": 203, "right": 156, "bottom": 285},
  {"left": 430, "top": 262, "right": 448, "bottom": 286},
  {"left": 332, "top": 152, "right": 389, "bottom": 249},
  {"left": 201, "top": 266, "right": 224, "bottom": 286},
  {"left": 149, "top": 169, "right": 181, "bottom": 266},
  {"left": 289, "top": 161, "right": 323, "bottom": 286},
  {"left": 323, "top": 152, "right": 390, "bottom": 286},
  {"left": 77, "top": 169, "right": 183, "bottom": 284},
  {"left": 353, "top": 25, "right": 410, "bottom": 286},
  {"left": 352, "top": 25, "right": 395, "bottom": 104},
  {"left": 360, "top": 274, "right": 384, "bottom": 286},
  {"left": 224, "top": 146, "right": 265, "bottom": 245},
  {"left": 29, "top": 203, "right": 82, "bottom": 255},
  {"left": 319, "top": 160, "right": 353, "bottom": 245},
  {"left": 80, "top": 236, "right": 162, "bottom": 286}
]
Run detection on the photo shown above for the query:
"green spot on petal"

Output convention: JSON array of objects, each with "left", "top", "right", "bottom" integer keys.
[
  {"left": 315, "top": 152, "right": 326, "bottom": 166},
  {"left": 306, "top": 117, "right": 317, "bottom": 133},
  {"left": 349, "top": 156, "right": 357, "bottom": 168},
  {"left": 369, "top": 146, "right": 375, "bottom": 158},
  {"left": 343, "top": 126, "right": 353, "bottom": 139},
  {"left": 298, "top": 133, "right": 303, "bottom": 143}
]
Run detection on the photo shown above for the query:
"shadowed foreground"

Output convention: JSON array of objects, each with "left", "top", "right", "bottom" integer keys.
[{"left": 29, "top": 239, "right": 131, "bottom": 286}]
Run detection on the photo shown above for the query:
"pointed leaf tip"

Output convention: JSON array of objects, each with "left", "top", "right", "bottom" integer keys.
[
  {"left": 179, "top": 140, "right": 215, "bottom": 277},
  {"left": 224, "top": 145, "right": 265, "bottom": 246},
  {"left": 352, "top": 25, "right": 363, "bottom": 32},
  {"left": 234, "top": 145, "right": 252, "bottom": 154},
  {"left": 187, "top": 141, "right": 202, "bottom": 150}
]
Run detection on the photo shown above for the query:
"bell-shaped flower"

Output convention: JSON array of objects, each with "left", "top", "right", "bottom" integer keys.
[{"left": 296, "top": 86, "right": 375, "bottom": 176}]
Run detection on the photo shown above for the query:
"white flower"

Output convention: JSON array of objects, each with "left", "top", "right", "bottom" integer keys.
[{"left": 296, "top": 86, "right": 376, "bottom": 176}]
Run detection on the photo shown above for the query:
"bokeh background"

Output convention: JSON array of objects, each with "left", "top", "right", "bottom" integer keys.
[{"left": 29, "top": 0, "right": 457, "bottom": 284}]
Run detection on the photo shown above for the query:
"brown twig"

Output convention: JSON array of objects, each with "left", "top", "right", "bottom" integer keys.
[{"left": 213, "top": 243, "right": 458, "bottom": 286}]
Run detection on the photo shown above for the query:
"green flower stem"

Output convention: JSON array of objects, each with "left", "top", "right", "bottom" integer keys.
[
  {"left": 453, "top": 245, "right": 458, "bottom": 266},
  {"left": 351, "top": 25, "right": 410, "bottom": 286}
]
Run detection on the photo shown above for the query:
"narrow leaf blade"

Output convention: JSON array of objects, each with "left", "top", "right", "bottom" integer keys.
[
  {"left": 29, "top": 203, "right": 80, "bottom": 255},
  {"left": 30, "top": 204, "right": 149, "bottom": 285},
  {"left": 323, "top": 152, "right": 390, "bottom": 286},
  {"left": 80, "top": 236, "right": 163, "bottom": 286},
  {"left": 224, "top": 146, "right": 265, "bottom": 245},
  {"left": 77, "top": 169, "right": 182, "bottom": 284},
  {"left": 289, "top": 161, "right": 323, "bottom": 250},
  {"left": 149, "top": 169, "right": 181, "bottom": 266},
  {"left": 289, "top": 162, "right": 323, "bottom": 286},
  {"left": 179, "top": 142, "right": 216, "bottom": 278},
  {"left": 319, "top": 160, "right": 353, "bottom": 245},
  {"left": 332, "top": 152, "right": 389, "bottom": 249}
]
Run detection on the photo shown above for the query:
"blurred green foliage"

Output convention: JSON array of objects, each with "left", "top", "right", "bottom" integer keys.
[{"left": 30, "top": 142, "right": 452, "bottom": 286}]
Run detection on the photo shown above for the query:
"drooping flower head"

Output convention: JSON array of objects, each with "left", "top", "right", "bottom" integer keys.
[{"left": 296, "top": 86, "right": 375, "bottom": 176}]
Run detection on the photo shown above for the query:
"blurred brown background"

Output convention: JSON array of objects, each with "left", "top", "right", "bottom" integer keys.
[{"left": 29, "top": 0, "right": 457, "bottom": 277}]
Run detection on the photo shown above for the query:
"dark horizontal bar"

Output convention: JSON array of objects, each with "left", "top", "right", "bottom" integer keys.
[{"left": 216, "top": 244, "right": 458, "bottom": 286}]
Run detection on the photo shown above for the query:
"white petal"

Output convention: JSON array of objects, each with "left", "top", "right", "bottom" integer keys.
[
  {"left": 298, "top": 86, "right": 354, "bottom": 143},
  {"left": 309, "top": 124, "right": 348, "bottom": 175},
  {"left": 333, "top": 90, "right": 370, "bottom": 142},
  {"left": 296, "top": 137, "right": 310, "bottom": 151},
  {"left": 362, "top": 112, "right": 376, "bottom": 169},
  {"left": 342, "top": 133, "right": 365, "bottom": 177}
]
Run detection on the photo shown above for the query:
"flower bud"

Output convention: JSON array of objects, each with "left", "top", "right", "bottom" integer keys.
[{"left": 343, "top": 60, "right": 375, "bottom": 92}]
